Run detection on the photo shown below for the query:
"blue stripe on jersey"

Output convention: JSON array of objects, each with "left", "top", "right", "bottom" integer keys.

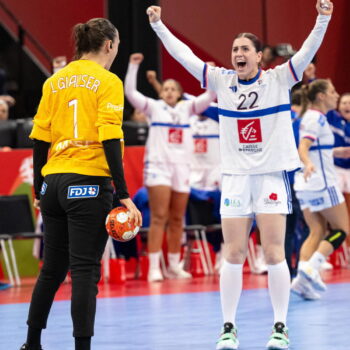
[
  {"left": 192, "top": 134, "right": 219, "bottom": 139},
  {"left": 151, "top": 122, "right": 190, "bottom": 128},
  {"left": 328, "top": 186, "right": 338, "bottom": 207},
  {"left": 288, "top": 60, "right": 298, "bottom": 82},
  {"left": 218, "top": 104, "right": 291, "bottom": 118},
  {"left": 238, "top": 69, "right": 261, "bottom": 85},
  {"left": 282, "top": 170, "right": 293, "bottom": 214},
  {"left": 309, "top": 145, "right": 333, "bottom": 151},
  {"left": 317, "top": 139, "right": 328, "bottom": 189},
  {"left": 202, "top": 63, "right": 208, "bottom": 88}
]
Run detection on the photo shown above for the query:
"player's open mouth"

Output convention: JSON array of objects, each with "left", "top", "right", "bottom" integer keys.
[{"left": 237, "top": 62, "right": 247, "bottom": 68}]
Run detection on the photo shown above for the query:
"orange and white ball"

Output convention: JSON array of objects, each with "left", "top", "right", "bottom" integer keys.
[{"left": 105, "top": 206, "right": 139, "bottom": 242}]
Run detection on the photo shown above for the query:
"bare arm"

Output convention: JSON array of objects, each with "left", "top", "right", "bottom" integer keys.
[
  {"left": 333, "top": 147, "right": 350, "bottom": 158},
  {"left": 146, "top": 70, "right": 162, "bottom": 96},
  {"left": 290, "top": 0, "right": 333, "bottom": 79},
  {"left": 298, "top": 138, "right": 316, "bottom": 180}
]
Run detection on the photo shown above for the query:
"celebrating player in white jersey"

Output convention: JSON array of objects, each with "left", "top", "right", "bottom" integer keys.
[
  {"left": 147, "top": 1, "right": 333, "bottom": 349},
  {"left": 292, "top": 80, "right": 350, "bottom": 299},
  {"left": 124, "top": 53, "right": 216, "bottom": 282}
]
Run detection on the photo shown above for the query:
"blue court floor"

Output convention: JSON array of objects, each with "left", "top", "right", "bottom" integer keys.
[{"left": 1, "top": 283, "right": 350, "bottom": 349}]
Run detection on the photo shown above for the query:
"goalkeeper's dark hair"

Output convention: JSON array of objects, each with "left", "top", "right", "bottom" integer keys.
[{"left": 73, "top": 18, "right": 118, "bottom": 60}]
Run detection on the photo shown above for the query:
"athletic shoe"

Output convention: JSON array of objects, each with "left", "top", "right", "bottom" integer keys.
[
  {"left": 19, "top": 344, "right": 43, "bottom": 350},
  {"left": 216, "top": 322, "right": 239, "bottom": 350},
  {"left": 291, "top": 275, "right": 321, "bottom": 300},
  {"left": 0, "top": 282, "right": 11, "bottom": 291},
  {"left": 298, "top": 263, "right": 327, "bottom": 292},
  {"left": 147, "top": 268, "right": 164, "bottom": 282},
  {"left": 167, "top": 265, "right": 192, "bottom": 279},
  {"left": 266, "top": 322, "right": 289, "bottom": 349},
  {"left": 320, "top": 260, "right": 333, "bottom": 271}
]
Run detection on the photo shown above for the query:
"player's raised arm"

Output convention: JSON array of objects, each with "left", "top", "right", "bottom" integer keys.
[
  {"left": 124, "top": 53, "right": 151, "bottom": 113},
  {"left": 147, "top": 6, "right": 205, "bottom": 83},
  {"left": 290, "top": 0, "right": 333, "bottom": 80}
]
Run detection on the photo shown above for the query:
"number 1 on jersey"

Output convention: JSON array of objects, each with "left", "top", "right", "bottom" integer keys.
[{"left": 68, "top": 99, "right": 78, "bottom": 138}]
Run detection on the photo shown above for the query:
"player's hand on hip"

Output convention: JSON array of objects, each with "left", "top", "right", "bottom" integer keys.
[
  {"left": 147, "top": 6, "right": 161, "bottom": 23},
  {"left": 120, "top": 198, "right": 142, "bottom": 227},
  {"left": 303, "top": 162, "right": 316, "bottom": 181},
  {"left": 130, "top": 53, "right": 144, "bottom": 65},
  {"left": 317, "top": 0, "right": 333, "bottom": 16}
]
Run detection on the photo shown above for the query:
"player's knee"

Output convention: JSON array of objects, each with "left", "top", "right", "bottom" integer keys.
[
  {"left": 224, "top": 244, "right": 246, "bottom": 264},
  {"left": 324, "top": 229, "right": 347, "bottom": 250}
]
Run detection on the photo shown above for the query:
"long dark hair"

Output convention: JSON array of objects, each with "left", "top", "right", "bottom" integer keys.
[
  {"left": 299, "top": 79, "right": 330, "bottom": 117},
  {"left": 73, "top": 18, "right": 118, "bottom": 59}
]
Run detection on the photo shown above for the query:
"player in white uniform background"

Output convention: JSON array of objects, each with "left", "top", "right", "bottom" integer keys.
[
  {"left": 292, "top": 80, "right": 350, "bottom": 299},
  {"left": 124, "top": 53, "right": 216, "bottom": 282},
  {"left": 147, "top": 1, "right": 333, "bottom": 349}
]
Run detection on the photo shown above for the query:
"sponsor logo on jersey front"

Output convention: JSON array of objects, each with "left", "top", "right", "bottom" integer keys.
[
  {"left": 194, "top": 138, "right": 207, "bottom": 153},
  {"left": 237, "top": 119, "right": 263, "bottom": 153},
  {"left": 168, "top": 128, "right": 183, "bottom": 144},
  {"left": 67, "top": 185, "right": 99, "bottom": 199},
  {"left": 238, "top": 119, "right": 262, "bottom": 143}
]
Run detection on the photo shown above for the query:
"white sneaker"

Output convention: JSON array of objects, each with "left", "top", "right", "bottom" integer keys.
[
  {"left": 266, "top": 322, "right": 289, "bottom": 349},
  {"left": 167, "top": 265, "right": 192, "bottom": 279},
  {"left": 147, "top": 268, "right": 164, "bottom": 282},
  {"left": 298, "top": 263, "right": 327, "bottom": 292},
  {"left": 216, "top": 322, "right": 239, "bottom": 350},
  {"left": 291, "top": 275, "right": 321, "bottom": 300},
  {"left": 320, "top": 260, "right": 333, "bottom": 271}
]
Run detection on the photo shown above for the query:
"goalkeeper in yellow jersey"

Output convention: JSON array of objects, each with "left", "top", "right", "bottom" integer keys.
[{"left": 20, "top": 18, "right": 142, "bottom": 350}]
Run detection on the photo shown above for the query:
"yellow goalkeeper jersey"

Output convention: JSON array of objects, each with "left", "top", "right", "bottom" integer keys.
[{"left": 30, "top": 59, "right": 124, "bottom": 177}]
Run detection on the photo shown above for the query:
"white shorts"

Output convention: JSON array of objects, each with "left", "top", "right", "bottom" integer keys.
[
  {"left": 296, "top": 185, "right": 344, "bottom": 212},
  {"left": 335, "top": 166, "right": 350, "bottom": 193},
  {"left": 220, "top": 171, "right": 292, "bottom": 218},
  {"left": 144, "top": 161, "right": 190, "bottom": 193},
  {"left": 190, "top": 166, "right": 221, "bottom": 191}
]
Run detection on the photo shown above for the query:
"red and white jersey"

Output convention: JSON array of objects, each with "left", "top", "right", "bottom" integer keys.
[
  {"left": 294, "top": 109, "right": 337, "bottom": 191},
  {"left": 190, "top": 116, "right": 220, "bottom": 169},
  {"left": 203, "top": 64, "right": 301, "bottom": 174},
  {"left": 144, "top": 99, "right": 194, "bottom": 164},
  {"left": 124, "top": 62, "right": 216, "bottom": 165}
]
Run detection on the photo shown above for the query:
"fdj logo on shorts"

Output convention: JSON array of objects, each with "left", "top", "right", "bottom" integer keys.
[
  {"left": 40, "top": 182, "right": 47, "bottom": 196},
  {"left": 237, "top": 119, "right": 262, "bottom": 143},
  {"left": 67, "top": 185, "right": 99, "bottom": 199}
]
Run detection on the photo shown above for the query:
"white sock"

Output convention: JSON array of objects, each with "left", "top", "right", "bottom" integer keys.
[
  {"left": 149, "top": 251, "right": 161, "bottom": 271},
  {"left": 267, "top": 260, "right": 290, "bottom": 325},
  {"left": 298, "top": 260, "right": 308, "bottom": 270},
  {"left": 220, "top": 260, "right": 243, "bottom": 326},
  {"left": 168, "top": 252, "right": 180, "bottom": 269},
  {"left": 309, "top": 251, "right": 326, "bottom": 271}
]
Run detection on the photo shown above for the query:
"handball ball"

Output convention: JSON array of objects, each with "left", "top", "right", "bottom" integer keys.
[{"left": 105, "top": 206, "right": 140, "bottom": 242}]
